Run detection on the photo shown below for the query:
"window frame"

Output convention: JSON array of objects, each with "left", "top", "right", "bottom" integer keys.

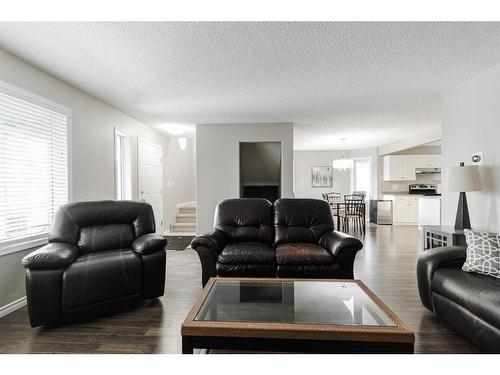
[
  {"left": 0, "top": 80, "right": 72, "bottom": 256},
  {"left": 114, "top": 127, "right": 133, "bottom": 201},
  {"left": 351, "top": 157, "right": 372, "bottom": 200}
]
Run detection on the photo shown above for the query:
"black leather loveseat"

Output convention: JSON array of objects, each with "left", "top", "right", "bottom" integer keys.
[
  {"left": 417, "top": 246, "right": 500, "bottom": 352},
  {"left": 22, "top": 200, "right": 167, "bottom": 327},
  {"left": 191, "top": 198, "right": 363, "bottom": 286}
]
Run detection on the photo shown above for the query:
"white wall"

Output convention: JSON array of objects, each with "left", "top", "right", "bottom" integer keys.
[
  {"left": 442, "top": 63, "right": 500, "bottom": 233},
  {"left": 294, "top": 150, "right": 349, "bottom": 199},
  {"left": 163, "top": 136, "right": 196, "bottom": 230},
  {"left": 0, "top": 48, "right": 169, "bottom": 311},
  {"left": 294, "top": 147, "right": 379, "bottom": 199},
  {"left": 196, "top": 122, "right": 294, "bottom": 234}
]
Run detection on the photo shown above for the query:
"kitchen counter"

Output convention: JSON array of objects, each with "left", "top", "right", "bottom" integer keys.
[{"left": 382, "top": 191, "right": 412, "bottom": 195}]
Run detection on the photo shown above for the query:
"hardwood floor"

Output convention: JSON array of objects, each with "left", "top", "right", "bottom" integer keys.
[{"left": 0, "top": 224, "right": 478, "bottom": 354}]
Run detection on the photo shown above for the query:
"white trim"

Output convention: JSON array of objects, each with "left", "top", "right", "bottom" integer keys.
[
  {"left": 0, "top": 297, "right": 27, "bottom": 319},
  {"left": 0, "top": 79, "right": 72, "bottom": 117},
  {"left": 114, "top": 127, "right": 133, "bottom": 200},
  {"left": 67, "top": 116, "right": 74, "bottom": 202},
  {"left": 0, "top": 233, "right": 48, "bottom": 257}
]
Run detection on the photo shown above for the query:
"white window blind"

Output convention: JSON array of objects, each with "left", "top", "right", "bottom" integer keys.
[{"left": 0, "top": 84, "right": 70, "bottom": 246}]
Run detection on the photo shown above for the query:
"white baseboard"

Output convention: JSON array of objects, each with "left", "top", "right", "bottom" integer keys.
[{"left": 0, "top": 296, "right": 26, "bottom": 319}]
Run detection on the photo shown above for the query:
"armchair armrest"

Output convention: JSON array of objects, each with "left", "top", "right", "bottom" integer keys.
[
  {"left": 191, "top": 229, "right": 228, "bottom": 287},
  {"left": 22, "top": 242, "right": 80, "bottom": 270},
  {"left": 191, "top": 229, "right": 227, "bottom": 254},
  {"left": 319, "top": 231, "right": 363, "bottom": 279},
  {"left": 417, "top": 246, "right": 466, "bottom": 311},
  {"left": 132, "top": 233, "right": 167, "bottom": 255},
  {"left": 319, "top": 230, "right": 363, "bottom": 257}
]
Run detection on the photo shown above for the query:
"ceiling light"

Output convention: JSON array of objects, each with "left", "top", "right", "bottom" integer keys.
[
  {"left": 332, "top": 138, "right": 353, "bottom": 171},
  {"left": 159, "top": 123, "right": 190, "bottom": 136}
]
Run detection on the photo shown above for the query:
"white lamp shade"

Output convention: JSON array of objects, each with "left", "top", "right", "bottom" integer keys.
[{"left": 445, "top": 165, "right": 482, "bottom": 192}]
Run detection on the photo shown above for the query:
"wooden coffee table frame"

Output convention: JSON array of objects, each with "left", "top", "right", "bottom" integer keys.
[{"left": 181, "top": 277, "right": 415, "bottom": 354}]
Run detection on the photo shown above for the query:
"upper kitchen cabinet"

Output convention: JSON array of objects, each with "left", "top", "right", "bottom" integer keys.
[
  {"left": 415, "top": 154, "right": 441, "bottom": 169},
  {"left": 383, "top": 155, "right": 416, "bottom": 181}
]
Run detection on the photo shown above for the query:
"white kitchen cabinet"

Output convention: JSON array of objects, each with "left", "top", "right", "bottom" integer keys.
[
  {"left": 407, "top": 196, "right": 419, "bottom": 222},
  {"left": 415, "top": 154, "right": 441, "bottom": 168},
  {"left": 391, "top": 195, "right": 419, "bottom": 223},
  {"left": 394, "top": 201, "right": 409, "bottom": 223},
  {"left": 383, "top": 155, "right": 416, "bottom": 181}
]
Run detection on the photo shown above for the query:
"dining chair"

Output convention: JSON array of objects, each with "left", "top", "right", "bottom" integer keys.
[
  {"left": 340, "top": 195, "right": 365, "bottom": 234},
  {"left": 353, "top": 191, "right": 367, "bottom": 200}
]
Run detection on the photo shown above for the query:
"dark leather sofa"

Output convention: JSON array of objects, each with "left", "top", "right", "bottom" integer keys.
[
  {"left": 191, "top": 198, "right": 363, "bottom": 286},
  {"left": 417, "top": 246, "right": 500, "bottom": 352},
  {"left": 22, "top": 200, "right": 167, "bottom": 327}
]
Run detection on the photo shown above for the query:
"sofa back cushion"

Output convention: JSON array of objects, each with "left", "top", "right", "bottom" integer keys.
[
  {"left": 78, "top": 224, "right": 136, "bottom": 253},
  {"left": 463, "top": 229, "right": 500, "bottom": 279},
  {"left": 49, "top": 200, "right": 156, "bottom": 253},
  {"left": 214, "top": 198, "right": 273, "bottom": 244},
  {"left": 274, "top": 198, "right": 334, "bottom": 245}
]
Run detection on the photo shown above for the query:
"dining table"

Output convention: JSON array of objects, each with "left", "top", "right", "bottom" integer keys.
[{"left": 327, "top": 200, "right": 366, "bottom": 233}]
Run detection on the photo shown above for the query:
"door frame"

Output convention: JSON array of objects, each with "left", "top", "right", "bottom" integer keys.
[{"left": 137, "top": 137, "right": 164, "bottom": 232}]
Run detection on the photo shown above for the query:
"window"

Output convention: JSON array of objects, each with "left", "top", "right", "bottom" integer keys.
[
  {"left": 115, "top": 128, "right": 132, "bottom": 200},
  {"left": 353, "top": 158, "right": 372, "bottom": 199},
  {"left": 0, "top": 82, "right": 70, "bottom": 250}
]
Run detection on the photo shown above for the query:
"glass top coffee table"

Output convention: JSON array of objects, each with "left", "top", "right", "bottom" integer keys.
[{"left": 182, "top": 278, "right": 414, "bottom": 354}]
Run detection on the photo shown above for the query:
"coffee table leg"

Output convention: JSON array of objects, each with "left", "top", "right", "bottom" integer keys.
[{"left": 182, "top": 336, "right": 194, "bottom": 354}]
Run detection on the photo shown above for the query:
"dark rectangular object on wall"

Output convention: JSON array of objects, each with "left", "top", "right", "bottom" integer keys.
[
  {"left": 240, "top": 142, "right": 282, "bottom": 202},
  {"left": 243, "top": 185, "right": 280, "bottom": 203}
]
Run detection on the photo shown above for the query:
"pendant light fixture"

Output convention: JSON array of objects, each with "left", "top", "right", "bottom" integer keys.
[{"left": 332, "top": 138, "right": 353, "bottom": 171}]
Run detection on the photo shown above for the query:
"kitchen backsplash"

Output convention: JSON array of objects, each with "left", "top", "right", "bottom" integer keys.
[{"left": 383, "top": 173, "right": 442, "bottom": 193}]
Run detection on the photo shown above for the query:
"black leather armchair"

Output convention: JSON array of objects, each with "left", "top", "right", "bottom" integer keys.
[
  {"left": 191, "top": 198, "right": 363, "bottom": 286},
  {"left": 22, "top": 200, "right": 167, "bottom": 327},
  {"left": 417, "top": 246, "right": 500, "bottom": 352}
]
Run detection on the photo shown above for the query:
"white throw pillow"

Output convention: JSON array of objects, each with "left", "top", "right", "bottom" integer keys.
[{"left": 462, "top": 229, "right": 500, "bottom": 279}]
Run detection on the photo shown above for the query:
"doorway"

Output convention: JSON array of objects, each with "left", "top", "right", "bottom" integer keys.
[
  {"left": 352, "top": 158, "right": 372, "bottom": 199},
  {"left": 239, "top": 142, "right": 282, "bottom": 202},
  {"left": 138, "top": 138, "right": 164, "bottom": 234}
]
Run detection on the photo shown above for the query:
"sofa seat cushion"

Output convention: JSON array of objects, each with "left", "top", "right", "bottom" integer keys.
[
  {"left": 218, "top": 242, "right": 276, "bottom": 265},
  {"left": 433, "top": 267, "right": 500, "bottom": 328},
  {"left": 275, "top": 243, "right": 335, "bottom": 265},
  {"left": 277, "top": 264, "right": 340, "bottom": 278},
  {"left": 216, "top": 263, "right": 276, "bottom": 277},
  {"left": 63, "top": 249, "right": 143, "bottom": 310}
]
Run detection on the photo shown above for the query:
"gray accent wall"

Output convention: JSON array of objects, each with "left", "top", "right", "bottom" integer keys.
[
  {"left": 442, "top": 63, "right": 500, "bottom": 233},
  {"left": 196, "top": 122, "right": 294, "bottom": 234}
]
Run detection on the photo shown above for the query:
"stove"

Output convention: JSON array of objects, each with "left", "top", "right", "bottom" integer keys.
[{"left": 409, "top": 184, "right": 437, "bottom": 195}]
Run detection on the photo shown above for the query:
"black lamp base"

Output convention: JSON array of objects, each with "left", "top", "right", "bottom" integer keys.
[{"left": 454, "top": 191, "right": 471, "bottom": 230}]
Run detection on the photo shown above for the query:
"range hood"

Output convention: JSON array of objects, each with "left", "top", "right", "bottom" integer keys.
[{"left": 415, "top": 167, "right": 441, "bottom": 174}]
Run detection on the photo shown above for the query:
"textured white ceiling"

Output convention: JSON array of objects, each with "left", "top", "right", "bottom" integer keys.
[{"left": 1, "top": 22, "right": 500, "bottom": 149}]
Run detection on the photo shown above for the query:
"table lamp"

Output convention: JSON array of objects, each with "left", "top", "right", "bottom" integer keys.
[{"left": 445, "top": 162, "right": 482, "bottom": 230}]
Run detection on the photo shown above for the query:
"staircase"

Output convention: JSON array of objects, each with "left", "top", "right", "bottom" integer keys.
[{"left": 169, "top": 202, "right": 196, "bottom": 235}]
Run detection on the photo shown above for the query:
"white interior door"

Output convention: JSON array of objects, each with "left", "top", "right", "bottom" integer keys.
[{"left": 138, "top": 138, "right": 163, "bottom": 234}]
